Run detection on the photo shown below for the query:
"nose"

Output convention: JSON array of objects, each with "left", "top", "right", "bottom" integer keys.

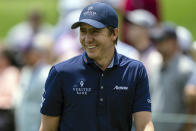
[{"left": 85, "top": 32, "right": 93, "bottom": 43}]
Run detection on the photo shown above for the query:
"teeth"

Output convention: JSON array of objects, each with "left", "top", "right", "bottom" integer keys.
[{"left": 87, "top": 46, "right": 96, "bottom": 49}]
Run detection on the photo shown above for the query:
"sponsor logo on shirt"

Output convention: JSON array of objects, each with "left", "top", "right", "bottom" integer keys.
[
  {"left": 73, "top": 80, "right": 91, "bottom": 95},
  {"left": 80, "top": 80, "right": 84, "bottom": 87},
  {"left": 113, "top": 85, "right": 128, "bottom": 90},
  {"left": 73, "top": 87, "right": 91, "bottom": 95}
]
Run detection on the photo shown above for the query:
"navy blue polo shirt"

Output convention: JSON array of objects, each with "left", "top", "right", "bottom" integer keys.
[{"left": 40, "top": 50, "right": 151, "bottom": 131}]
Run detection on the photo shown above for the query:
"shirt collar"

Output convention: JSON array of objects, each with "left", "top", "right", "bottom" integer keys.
[
  {"left": 107, "top": 57, "right": 114, "bottom": 68},
  {"left": 82, "top": 48, "right": 119, "bottom": 68}
]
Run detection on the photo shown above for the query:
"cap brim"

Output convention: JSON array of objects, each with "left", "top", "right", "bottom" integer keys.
[{"left": 71, "top": 19, "right": 106, "bottom": 29}]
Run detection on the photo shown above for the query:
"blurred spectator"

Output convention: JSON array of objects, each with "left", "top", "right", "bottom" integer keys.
[
  {"left": 95, "top": 0, "right": 125, "bottom": 11},
  {"left": 115, "top": 40, "right": 139, "bottom": 60},
  {"left": 33, "top": 33, "right": 54, "bottom": 64},
  {"left": 5, "top": 7, "right": 53, "bottom": 60},
  {"left": 176, "top": 26, "right": 193, "bottom": 56},
  {"left": 57, "top": 0, "right": 89, "bottom": 17},
  {"left": 150, "top": 23, "right": 195, "bottom": 131},
  {"left": 122, "top": 0, "right": 161, "bottom": 44},
  {"left": 184, "top": 69, "right": 196, "bottom": 131},
  {"left": 190, "top": 41, "right": 196, "bottom": 62},
  {"left": 0, "top": 46, "right": 20, "bottom": 131},
  {"left": 53, "top": 9, "right": 82, "bottom": 63},
  {"left": 15, "top": 39, "right": 51, "bottom": 131},
  {"left": 124, "top": 9, "right": 162, "bottom": 75},
  {"left": 123, "top": 0, "right": 160, "bottom": 19},
  {"left": 184, "top": 41, "right": 196, "bottom": 131}
]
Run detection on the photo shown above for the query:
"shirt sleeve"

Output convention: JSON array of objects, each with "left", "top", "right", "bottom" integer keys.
[
  {"left": 132, "top": 63, "right": 151, "bottom": 113},
  {"left": 40, "top": 66, "right": 64, "bottom": 116}
]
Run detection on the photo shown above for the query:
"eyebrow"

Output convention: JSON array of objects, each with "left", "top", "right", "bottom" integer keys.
[{"left": 80, "top": 27, "right": 103, "bottom": 32}]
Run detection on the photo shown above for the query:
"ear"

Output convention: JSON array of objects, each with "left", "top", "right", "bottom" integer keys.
[{"left": 112, "top": 28, "right": 118, "bottom": 41}]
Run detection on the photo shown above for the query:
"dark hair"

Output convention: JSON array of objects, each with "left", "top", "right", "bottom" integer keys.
[
  {"left": 107, "top": 26, "right": 118, "bottom": 44},
  {"left": 150, "top": 23, "right": 177, "bottom": 43},
  {"left": 0, "top": 48, "right": 22, "bottom": 68}
]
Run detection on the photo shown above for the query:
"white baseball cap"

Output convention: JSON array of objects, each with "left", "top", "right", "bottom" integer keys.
[
  {"left": 126, "top": 9, "right": 157, "bottom": 28},
  {"left": 176, "top": 26, "right": 193, "bottom": 52}
]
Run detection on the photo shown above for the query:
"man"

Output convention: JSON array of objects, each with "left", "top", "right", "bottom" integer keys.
[
  {"left": 122, "top": 0, "right": 161, "bottom": 44},
  {"left": 150, "top": 23, "right": 195, "bottom": 131},
  {"left": 184, "top": 41, "right": 196, "bottom": 130},
  {"left": 184, "top": 69, "right": 196, "bottom": 131},
  {"left": 0, "top": 47, "right": 20, "bottom": 131},
  {"left": 5, "top": 8, "right": 52, "bottom": 52},
  {"left": 39, "top": 2, "right": 154, "bottom": 131},
  {"left": 124, "top": 9, "right": 162, "bottom": 75},
  {"left": 176, "top": 26, "right": 193, "bottom": 56},
  {"left": 16, "top": 36, "right": 51, "bottom": 131}
]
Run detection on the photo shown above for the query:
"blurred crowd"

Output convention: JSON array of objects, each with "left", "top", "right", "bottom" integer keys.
[{"left": 0, "top": 0, "right": 196, "bottom": 131}]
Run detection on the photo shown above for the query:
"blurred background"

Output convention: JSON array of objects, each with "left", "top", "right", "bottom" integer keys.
[
  {"left": 0, "top": 0, "right": 196, "bottom": 39},
  {"left": 0, "top": 0, "right": 196, "bottom": 131}
]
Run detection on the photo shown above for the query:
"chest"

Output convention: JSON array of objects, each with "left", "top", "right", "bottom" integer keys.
[{"left": 61, "top": 68, "right": 137, "bottom": 109}]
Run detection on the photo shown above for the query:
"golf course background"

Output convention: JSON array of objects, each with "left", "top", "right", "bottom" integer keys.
[
  {"left": 0, "top": 0, "right": 58, "bottom": 40},
  {"left": 0, "top": 0, "right": 195, "bottom": 41}
]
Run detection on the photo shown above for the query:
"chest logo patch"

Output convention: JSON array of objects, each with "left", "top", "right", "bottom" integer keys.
[
  {"left": 80, "top": 80, "right": 84, "bottom": 87},
  {"left": 73, "top": 80, "right": 91, "bottom": 95}
]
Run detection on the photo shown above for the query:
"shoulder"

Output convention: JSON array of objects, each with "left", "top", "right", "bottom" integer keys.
[
  {"left": 118, "top": 53, "right": 145, "bottom": 69},
  {"left": 116, "top": 42, "right": 139, "bottom": 59},
  {"left": 53, "top": 54, "right": 83, "bottom": 73},
  {"left": 178, "top": 55, "right": 195, "bottom": 74},
  {"left": 118, "top": 54, "right": 148, "bottom": 80}
]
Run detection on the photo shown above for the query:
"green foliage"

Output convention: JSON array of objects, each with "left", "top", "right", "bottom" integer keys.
[
  {"left": 161, "top": 0, "right": 196, "bottom": 40},
  {"left": 0, "top": 0, "right": 58, "bottom": 39}
]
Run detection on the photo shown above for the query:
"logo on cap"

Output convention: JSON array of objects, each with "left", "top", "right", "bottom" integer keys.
[
  {"left": 83, "top": 6, "right": 96, "bottom": 16},
  {"left": 71, "top": 2, "right": 118, "bottom": 29},
  {"left": 88, "top": 6, "right": 93, "bottom": 11}
]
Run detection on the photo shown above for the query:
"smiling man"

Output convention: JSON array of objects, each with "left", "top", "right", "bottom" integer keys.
[
  {"left": 79, "top": 24, "right": 116, "bottom": 70},
  {"left": 39, "top": 2, "right": 154, "bottom": 131}
]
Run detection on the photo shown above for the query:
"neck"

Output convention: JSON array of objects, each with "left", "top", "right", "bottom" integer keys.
[{"left": 94, "top": 48, "right": 115, "bottom": 71}]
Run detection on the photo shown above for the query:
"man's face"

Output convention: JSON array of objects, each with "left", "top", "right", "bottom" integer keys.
[
  {"left": 127, "top": 23, "right": 149, "bottom": 52},
  {"left": 155, "top": 39, "right": 177, "bottom": 58},
  {"left": 80, "top": 23, "right": 117, "bottom": 61},
  {"left": 24, "top": 50, "right": 40, "bottom": 66}
]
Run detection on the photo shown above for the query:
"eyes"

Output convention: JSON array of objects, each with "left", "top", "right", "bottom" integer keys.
[
  {"left": 92, "top": 29, "right": 100, "bottom": 33},
  {"left": 80, "top": 28, "right": 101, "bottom": 35}
]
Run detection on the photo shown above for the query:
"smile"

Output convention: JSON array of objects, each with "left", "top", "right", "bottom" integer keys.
[{"left": 87, "top": 46, "right": 96, "bottom": 49}]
